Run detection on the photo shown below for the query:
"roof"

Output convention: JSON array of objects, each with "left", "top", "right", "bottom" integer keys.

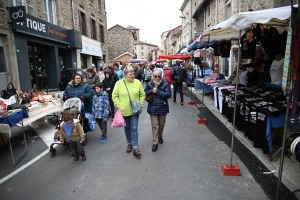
[
  {"left": 108, "top": 24, "right": 133, "bottom": 33},
  {"left": 179, "top": 0, "right": 189, "bottom": 11},
  {"left": 127, "top": 25, "right": 139, "bottom": 30},
  {"left": 114, "top": 52, "right": 134, "bottom": 60},
  {"left": 134, "top": 41, "right": 158, "bottom": 47},
  {"left": 165, "top": 25, "right": 181, "bottom": 37}
]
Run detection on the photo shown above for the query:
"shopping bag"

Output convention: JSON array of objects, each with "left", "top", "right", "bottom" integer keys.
[
  {"left": 111, "top": 109, "right": 126, "bottom": 128},
  {"left": 81, "top": 105, "right": 96, "bottom": 132}
]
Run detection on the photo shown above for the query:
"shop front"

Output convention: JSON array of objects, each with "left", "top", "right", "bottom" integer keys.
[
  {"left": 78, "top": 36, "right": 103, "bottom": 70},
  {"left": 12, "top": 13, "right": 81, "bottom": 91}
]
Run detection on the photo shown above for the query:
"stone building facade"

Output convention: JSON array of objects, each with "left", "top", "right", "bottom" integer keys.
[
  {"left": 1, "top": 0, "right": 108, "bottom": 91},
  {"left": 134, "top": 41, "right": 158, "bottom": 61},
  {"left": 107, "top": 24, "right": 135, "bottom": 61}
]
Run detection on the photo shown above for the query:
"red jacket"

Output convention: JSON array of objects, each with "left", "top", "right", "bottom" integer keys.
[{"left": 163, "top": 67, "right": 172, "bottom": 83}]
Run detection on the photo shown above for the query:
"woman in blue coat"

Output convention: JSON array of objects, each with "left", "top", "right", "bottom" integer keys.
[{"left": 144, "top": 68, "right": 171, "bottom": 152}]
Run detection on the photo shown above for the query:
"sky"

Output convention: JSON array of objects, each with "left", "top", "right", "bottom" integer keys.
[{"left": 106, "top": 0, "right": 183, "bottom": 47}]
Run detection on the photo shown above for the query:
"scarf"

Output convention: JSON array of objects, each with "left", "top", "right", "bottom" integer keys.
[
  {"left": 63, "top": 121, "right": 73, "bottom": 140},
  {"left": 153, "top": 79, "right": 162, "bottom": 88}
]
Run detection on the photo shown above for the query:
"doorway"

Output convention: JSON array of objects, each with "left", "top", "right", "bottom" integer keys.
[{"left": 28, "top": 44, "right": 48, "bottom": 89}]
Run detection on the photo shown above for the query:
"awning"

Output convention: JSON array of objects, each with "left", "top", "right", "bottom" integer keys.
[
  {"left": 149, "top": 60, "right": 156, "bottom": 65},
  {"left": 175, "top": 45, "right": 186, "bottom": 54},
  {"left": 199, "top": 5, "right": 296, "bottom": 43},
  {"left": 156, "top": 59, "right": 166, "bottom": 63},
  {"left": 128, "top": 59, "right": 148, "bottom": 64},
  {"left": 158, "top": 54, "right": 192, "bottom": 60}
]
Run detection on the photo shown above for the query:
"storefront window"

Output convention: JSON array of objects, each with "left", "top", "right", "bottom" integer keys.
[
  {"left": 0, "top": 36, "right": 7, "bottom": 73},
  {"left": 80, "top": 54, "right": 87, "bottom": 68}
]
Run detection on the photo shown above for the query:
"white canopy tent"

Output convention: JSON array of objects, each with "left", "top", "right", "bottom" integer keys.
[
  {"left": 198, "top": 5, "right": 299, "bottom": 200},
  {"left": 199, "top": 5, "right": 295, "bottom": 43}
]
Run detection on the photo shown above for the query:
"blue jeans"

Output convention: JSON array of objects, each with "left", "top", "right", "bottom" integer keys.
[{"left": 124, "top": 114, "right": 140, "bottom": 149}]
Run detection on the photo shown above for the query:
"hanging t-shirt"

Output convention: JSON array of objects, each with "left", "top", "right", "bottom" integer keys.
[
  {"left": 260, "top": 56, "right": 273, "bottom": 82},
  {"left": 241, "top": 31, "right": 257, "bottom": 59},
  {"left": 212, "top": 43, "right": 221, "bottom": 56},
  {"left": 220, "top": 41, "right": 231, "bottom": 58},
  {"left": 270, "top": 58, "right": 284, "bottom": 85}
]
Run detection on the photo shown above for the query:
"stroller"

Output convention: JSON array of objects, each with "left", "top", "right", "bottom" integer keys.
[{"left": 49, "top": 97, "right": 88, "bottom": 157}]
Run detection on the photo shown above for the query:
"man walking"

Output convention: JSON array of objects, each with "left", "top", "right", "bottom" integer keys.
[
  {"left": 171, "top": 60, "right": 187, "bottom": 105},
  {"left": 133, "top": 63, "right": 144, "bottom": 82}
]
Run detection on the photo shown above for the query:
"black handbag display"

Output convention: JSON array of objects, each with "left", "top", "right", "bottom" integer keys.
[
  {"left": 7, "top": 103, "right": 28, "bottom": 112},
  {"left": 1, "top": 83, "right": 17, "bottom": 99}
]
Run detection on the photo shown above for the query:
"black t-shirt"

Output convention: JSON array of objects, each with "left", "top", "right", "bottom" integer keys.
[
  {"left": 241, "top": 32, "right": 257, "bottom": 59},
  {"left": 220, "top": 42, "right": 231, "bottom": 58},
  {"left": 260, "top": 56, "right": 273, "bottom": 82},
  {"left": 212, "top": 43, "right": 221, "bottom": 56}
]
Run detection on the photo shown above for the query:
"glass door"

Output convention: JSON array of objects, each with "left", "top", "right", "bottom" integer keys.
[{"left": 28, "top": 44, "right": 48, "bottom": 89}]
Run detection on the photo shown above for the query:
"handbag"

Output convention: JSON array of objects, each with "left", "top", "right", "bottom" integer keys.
[
  {"left": 1, "top": 83, "right": 17, "bottom": 99},
  {"left": 145, "top": 93, "right": 154, "bottom": 103},
  {"left": 123, "top": 80, "right": 142, "bottom": 115}
]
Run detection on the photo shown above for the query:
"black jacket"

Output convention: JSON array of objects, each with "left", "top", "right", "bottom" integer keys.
[
  {"left": 134, "top": 68, "right": 144, "bottom": 81},
  {"left": 171, "top": 65, "right": 187, "bottom": 82},
  {"left": 102, "top": 71, "right": 116, "bottom": 96}
]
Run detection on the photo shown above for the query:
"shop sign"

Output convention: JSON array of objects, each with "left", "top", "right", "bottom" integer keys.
[
  {"left": 79, "top": 45, "right": 102, "bottom": 57},
  {"left": 10, "top": 6, "right": 26, "bottom": 23},
  {"left": 12, "top": 14, "right": 69, "bottom": 44}
]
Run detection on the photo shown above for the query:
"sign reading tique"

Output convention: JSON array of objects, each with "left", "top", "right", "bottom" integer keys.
[{"left": 12, "top": 13, "right": 69, "bottom": 44}]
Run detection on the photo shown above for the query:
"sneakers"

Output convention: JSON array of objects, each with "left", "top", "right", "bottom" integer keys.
[
  {"left": 133, "top": 148, "right": 141, "bottom": 157},
  {"left": 72, "top": 156, "right": 79, "bottom": 163},
  {"left": 180, "top": 102, "right": 183, "bottom": 105},
  {"left": 101, "top": 135, "right": 107, "bottom": 143},
  {"left": 126, "top": 144, "right": 133, "bottom": 153},
  {"left": 81, "top": 156, "right": 86, "bottom": 162}
]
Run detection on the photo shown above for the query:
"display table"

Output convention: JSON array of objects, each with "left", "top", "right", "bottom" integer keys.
[
  {"left": 194, "top": 79, "right": 214, "bottom": 94},
  {"left": 0, "top": 109, "right": 29, "bottom": 167},
  {"left": 18, "top": 99, "right": 63, "bottom": 127}
]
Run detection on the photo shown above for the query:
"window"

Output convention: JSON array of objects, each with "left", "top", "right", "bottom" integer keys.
[
  {"left": 99, "top": 24, "right": 105, "bottom": 43},
  {"left": 134, "top": 47, "right": 136, "bottom": 50},
  {"left": 0, "top": 37, "right": 7, "bottom": 73},
  {"left": 185, "top": 12, "right": 189, "bottom": 25},
  {"left": 207, "top": 5, "right": 210, "bottom": 16},
  {"left": 44, "top": 0, "right": 57, "bottom": 24},
  {"left": 91, "top": 19, "right": 97, "bottom": 40},
  {"left": 79, "top": 11, "right": 87, "bottom": 35},
  {"left": 141, "top": 46, "right": 143, "bottom": 50},
  {"left": 226, "top": 0, "right": 232, "bottom": 19},
  {"left": 194, "top": 2, "right": 196, "bottom": 12},
  {"left": 98, "top": 0, "right": 102, "bottom": 10},
  {"left": 141, "top": 52, "right": 144, "bottom": 56},
  {"left": 13, "top": 0, "right": 29, "bottom": 12},
  {"left": 90, "top": 0, "right": 94, "bottom": 4}
]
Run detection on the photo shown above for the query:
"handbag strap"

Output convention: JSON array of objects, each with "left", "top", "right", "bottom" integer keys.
[
  {"left": 123, "top": 80, "right": 132, "bottom": 102},
  {"left": 7, "top": 83, "right": 15, "bottom": 90}
]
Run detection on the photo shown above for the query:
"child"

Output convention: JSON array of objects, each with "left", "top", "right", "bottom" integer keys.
[
  {"left": 92, "top": 82, "right": 110, "bottom": 142},
  {"left": 60, "top": 110, "right": 86, "bottom": 162}
]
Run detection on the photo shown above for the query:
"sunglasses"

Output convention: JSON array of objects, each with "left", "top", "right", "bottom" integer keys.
[{"left": 154, "top": 75, "right": 161, "bottom": 78}]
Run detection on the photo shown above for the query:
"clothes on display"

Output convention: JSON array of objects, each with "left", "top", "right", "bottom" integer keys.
[{"left": 270, "top": 56, "right": 284, "bottom": 85}]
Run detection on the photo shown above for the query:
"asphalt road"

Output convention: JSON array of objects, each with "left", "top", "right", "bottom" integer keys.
[{"left": 0, "top": 92, "right": 272, "bottom": 200}]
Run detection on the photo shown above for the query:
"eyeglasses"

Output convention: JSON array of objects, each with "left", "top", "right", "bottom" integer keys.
[{"left": 154, "top": 75, "right": 161, "bottom": 78}]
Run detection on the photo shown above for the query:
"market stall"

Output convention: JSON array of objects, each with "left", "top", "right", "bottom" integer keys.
[{"left": 198, "top": 4, "right": 299, "bottom": 198}]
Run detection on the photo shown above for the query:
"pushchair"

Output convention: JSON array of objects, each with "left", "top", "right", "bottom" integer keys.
[{"left": 49, "top": 97, "right": 88, "bottom": 157}]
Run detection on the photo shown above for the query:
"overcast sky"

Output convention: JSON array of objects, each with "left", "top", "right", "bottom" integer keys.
[{"left": 106, "top": 0, "right": 183, "bottom": 47}]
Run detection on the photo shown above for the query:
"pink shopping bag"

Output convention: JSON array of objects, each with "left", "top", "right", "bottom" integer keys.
[{"left": 111, "top": 109, "right": 126, "bottom": 128}]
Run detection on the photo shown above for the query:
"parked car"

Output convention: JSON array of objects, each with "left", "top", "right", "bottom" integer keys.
[
  {"left": 59, "top": 68, "right": 86, "bottom": 91},
  {"left": 185, "top": 62, "right": 212, "bottom": 86}
]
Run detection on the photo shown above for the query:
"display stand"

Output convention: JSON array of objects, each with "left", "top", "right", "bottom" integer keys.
[{"left": 0, "top": 110, "right": 29, "bottom": 167}]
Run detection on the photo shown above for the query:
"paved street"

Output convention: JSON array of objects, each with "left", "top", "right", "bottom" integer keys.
[{"left": 0, "top": 87, "right": 296, "bottom": 200}]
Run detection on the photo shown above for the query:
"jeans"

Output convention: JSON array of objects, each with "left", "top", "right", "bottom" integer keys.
[
  {"left": 173, "top": 81, "right": 183, "bottom": 102},
  {"left": 124, "top": 114, "right": 140, "bottom": 149}
]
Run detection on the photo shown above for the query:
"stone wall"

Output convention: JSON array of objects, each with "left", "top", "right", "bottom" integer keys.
[{"left": 107, "top": 26, "right": 134, "bottom": 61}]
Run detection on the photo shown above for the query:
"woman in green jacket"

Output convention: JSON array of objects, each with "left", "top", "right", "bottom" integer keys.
[{"left": 112, "top": 66, "right": 146, "bottom": 157}]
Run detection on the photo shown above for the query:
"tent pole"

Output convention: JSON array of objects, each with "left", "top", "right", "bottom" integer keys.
[
  {"left": 275, "top": 91, "right": 291, "bottom": 200},
  {"left": 229, "top": 30, "right": 241, "bottom": 168}
]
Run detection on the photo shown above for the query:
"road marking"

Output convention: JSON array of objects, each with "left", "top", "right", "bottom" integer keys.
[{"left": 0, "top": 149, "right": 48, "bottom": 185}]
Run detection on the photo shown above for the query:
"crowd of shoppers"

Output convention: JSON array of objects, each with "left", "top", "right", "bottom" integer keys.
[{"left": 62, "top": 61, "right": 186, "bottom": 161}]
